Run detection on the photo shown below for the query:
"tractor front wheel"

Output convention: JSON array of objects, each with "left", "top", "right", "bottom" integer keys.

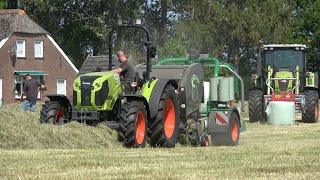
[
  {"left": 149, "top": 84, "right": 180, "bottom": 148},
  {"left": 302, "top": 90, "right": 319, "bottom": 123},
  {"left": 40, "top": 101, "right": 66, "bottom": 124},
  {"left": 248, "top": 90, "right": 264, "bottom": 123},
  {"left": 118, "top": 101, "right": 147, "bottom": 148}
]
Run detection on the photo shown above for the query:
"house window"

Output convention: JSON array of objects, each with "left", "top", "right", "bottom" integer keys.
[
  {"left": 16, "top": 40, "right": 26, "bottom": 58},
  {"left": 15, "top": 76, "right": 40, "bottom": 99},
  {"left": 57, "top": 79, "right": 67, "bottom": 95},
  {"left": 34, "top": 41, "right": 43, "bottom": 58}
]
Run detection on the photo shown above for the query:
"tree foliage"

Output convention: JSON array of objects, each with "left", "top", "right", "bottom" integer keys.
[{"left": 0, "top": 0, "right": 319, "bottom": 74}]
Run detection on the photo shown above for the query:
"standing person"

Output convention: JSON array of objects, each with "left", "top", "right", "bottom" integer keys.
[{"left": 21, "top": 74, "right": 45, "bottom": 112}]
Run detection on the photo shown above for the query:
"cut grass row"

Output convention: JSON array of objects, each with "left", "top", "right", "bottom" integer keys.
[{"left": 0, "top": 103, "right": 320, "bottom": 179}]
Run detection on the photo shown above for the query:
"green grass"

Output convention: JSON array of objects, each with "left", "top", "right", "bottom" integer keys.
[{"left": 0, "top": 104, "right": 320, "bottom": 179}]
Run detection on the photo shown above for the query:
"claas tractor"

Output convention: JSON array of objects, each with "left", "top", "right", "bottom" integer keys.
[
  {"left": 249, "top": 44, "right": 319, "bottom": 123},
  {"left": 39, "top": 25, "right": 180, "bottom": 148}
]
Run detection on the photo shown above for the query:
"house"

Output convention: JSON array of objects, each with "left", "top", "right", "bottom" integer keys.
[{"left": 0, "top": 9, "right": 78, "bottom": 104}]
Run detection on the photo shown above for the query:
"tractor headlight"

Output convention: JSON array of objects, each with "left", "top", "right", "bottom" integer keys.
[{"left": 74, "top": 82, "right": 80, "bottom": 87}]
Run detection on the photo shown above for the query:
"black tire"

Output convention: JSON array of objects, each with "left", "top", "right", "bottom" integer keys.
[
  {"left": 211, "top": 112, "right": 240, "bottom": 146},
  {"left": 248, "top": 90, "right": 264, "bottom": 123},
  {"left": 302, "top": 90, "right": 319, "bottom": 123},
  {"left": 200, "top": 135, "right": 209, "bottom": 147},
  {"left": 148, "top": 84, "right": 180, "bottom": 148},
  {"left": 118, "top": 101, "right": 147, "bottom": 148},
  {"left": 40, "top": 101, "right": 65, "bottom": 124}
]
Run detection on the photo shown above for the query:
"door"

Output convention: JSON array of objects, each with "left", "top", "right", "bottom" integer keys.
[{"left": 57, "top": 79, "right": 66, "bottom": 95}]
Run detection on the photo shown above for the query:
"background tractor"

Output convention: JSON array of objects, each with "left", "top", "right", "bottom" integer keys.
[
  {"left": 40, "top": 25, "right": 180, "bottom": 148},
  {"left": 249, "top": 44, "right": 319, "bottom": 123}
]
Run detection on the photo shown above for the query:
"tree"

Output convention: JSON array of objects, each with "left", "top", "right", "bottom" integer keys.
[{"left": 173, "top": 0, "right": 296, "bottom": 71}]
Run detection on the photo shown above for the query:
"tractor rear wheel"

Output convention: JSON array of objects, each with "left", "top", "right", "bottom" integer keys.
[
  {"left": 40, "top": 101, "right": 65, "bottom": 124},
  {"left": 118, "top": 101, "right": 147, "bottom": 148},
  {"left": 211, "top": 112, "right": 240, "bottom": 146},
  {"left": 248, "top": 90, "right": 264, "bottom": 123},
  {"left": 302, "top": 90, "right": 319, "bottom": 123},
  {"left": 149, "top": 84, "right": 180, "bottom": 148}
]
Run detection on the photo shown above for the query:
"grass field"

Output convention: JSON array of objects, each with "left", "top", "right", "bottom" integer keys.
[{"left": 0, "top": 104, "right": 320, "bottom": 179}]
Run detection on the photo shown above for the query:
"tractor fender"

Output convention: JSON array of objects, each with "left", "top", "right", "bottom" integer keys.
[
  {"left": 120, "top": 94, "right": 151, "bottom": 122},
  {"left": 45, "top": 94, "right": 72, "bottom": 119},
  {"left": 147, "top": 79, "right": 178, "bottom": 120},
  {"left": 229, "top": 107, "right": 241, "bottom": 128}
]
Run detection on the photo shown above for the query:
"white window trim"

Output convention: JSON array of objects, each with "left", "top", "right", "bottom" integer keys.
[
  {"left": 15, "top": 76, "right": 40, "bottom": 99},
  {"left": 34, "top": 40, "right": 43, "bottom": 58},
  {"left": 16, "top": 40, "right": 26, "bottom": 58},
  {"left": 57, "top": 79, "right": 67, "bottom": 95}
]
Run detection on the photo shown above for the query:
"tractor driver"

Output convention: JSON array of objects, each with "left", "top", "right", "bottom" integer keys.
[
  {"left": 112, "top": 50, "right": 135, "bottom": 93},
  {"left": 112, "top": 50, "right": 135, "bottom": 82}
]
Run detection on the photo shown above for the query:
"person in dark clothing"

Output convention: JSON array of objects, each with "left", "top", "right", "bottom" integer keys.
[
  {"left": 112, "top": 50, "right": 135, "bottom": 94},
  {"left": 112, "top": 50, "right": 135, "bottom": 82},
  {"left": 21, "top": 74, "right": 45, "bottom": 112}
]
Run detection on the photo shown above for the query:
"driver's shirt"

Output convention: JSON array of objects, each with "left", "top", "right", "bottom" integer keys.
[{"left": 119, "top": 60, "right": 135, "bottom": 82}]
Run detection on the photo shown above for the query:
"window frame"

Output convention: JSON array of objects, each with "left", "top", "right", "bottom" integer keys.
[
  {"left": 16, "top": 40, "right": 26, "bottom": 58},
  {"left": 57, "top": 79, "right": 67, "bottom": 95},
  {"left": 34, "top": 40, "right": 44, "bottom": 58}
]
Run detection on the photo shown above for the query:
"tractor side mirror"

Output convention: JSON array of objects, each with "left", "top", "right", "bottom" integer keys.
[
  {"left": 313, "top": 48, "right": 319, "bottom": 62},
  {"left": 150, "top": 47, "right": 157, "bottom": 58}
]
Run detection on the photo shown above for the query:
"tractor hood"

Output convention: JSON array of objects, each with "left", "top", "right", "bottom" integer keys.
[{"left": 73, "top": 71, "right": 122, "bottom": 111}]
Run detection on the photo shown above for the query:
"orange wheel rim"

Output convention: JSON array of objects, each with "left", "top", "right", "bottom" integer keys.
[
  {"left": 205, "top": 137, "right": 209, "bottom": 147},
  {"left": 135, "top": 111, "right": 146, "bottom": 144},
  {"left": 164, "top": 99, "right": 175, "bottom": 138},
  {"left": 55, "top": 110, "right": 64, "bottom": 124},
  {"left": 231, "top": 119, "right": 239, "bottom": 142}
]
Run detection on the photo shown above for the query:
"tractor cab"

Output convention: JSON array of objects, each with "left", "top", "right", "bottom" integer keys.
[{"left": 262, "top": 44, "right": 306, "bottom": 96}]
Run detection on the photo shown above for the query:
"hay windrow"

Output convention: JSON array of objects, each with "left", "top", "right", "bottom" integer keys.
[{"left": 0, "top": 104, "right": 121, "bottom": 149}]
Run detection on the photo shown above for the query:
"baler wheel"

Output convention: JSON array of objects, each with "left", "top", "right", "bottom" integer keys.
[
  {"left": 248, "top": 90, "right": 264, "bottom": 123},
  {"left": 148, "top": 84, "right": 180, "bottom": 148},
  {"left": 118, "top": 101, "right": 147, "bottom": 148},
  {"left": 302, "top": 90, "right": 319, "bottom": 123},
  {"left": 211, "top": 112, "right": 240, "bottom": 146},
  {"left": 40, "top": 101, "right": 65, "bottom": 124},
  {"left": 200, "top": 135, "right": 209, "bottom": 147}
]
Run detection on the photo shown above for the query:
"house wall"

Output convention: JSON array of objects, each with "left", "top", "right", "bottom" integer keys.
[{"left": 0, "top": 33, "right": 77, "bottom": 104}]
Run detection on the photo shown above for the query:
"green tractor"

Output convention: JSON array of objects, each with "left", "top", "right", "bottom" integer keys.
[
  {"left": 249, "top": 44, "right": 319, "bottom": 123},
  {"left": 40, "top": 25, "right": 180, "bottom": 148}
]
